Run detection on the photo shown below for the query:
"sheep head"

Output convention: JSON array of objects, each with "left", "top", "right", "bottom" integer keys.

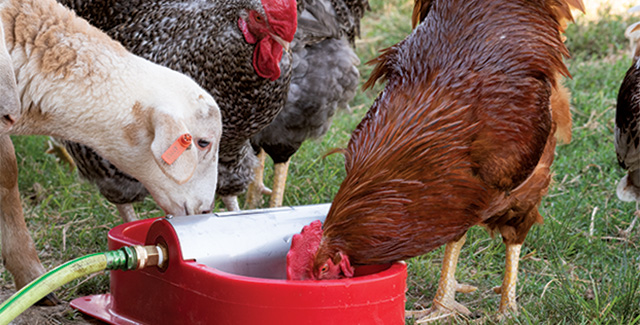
[
  {"left": 2, "top": 0, "right": 222, "bottom": 216},
  {"left": 128, "top": 69, "right": 223, "bottom": 216},
  {"left": 60, "top": 61, "right": 224, "bottom": 217}
]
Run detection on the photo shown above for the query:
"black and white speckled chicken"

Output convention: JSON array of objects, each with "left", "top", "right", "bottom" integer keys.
[
  {"left": 56, "top": 0, "right": 298, "bottom": 219},
  {"left": 245, "top": 0, "right": 369, "bottom": 208},
  {"left": 615, "top": 19, "right": 640, "bottom": 233}
]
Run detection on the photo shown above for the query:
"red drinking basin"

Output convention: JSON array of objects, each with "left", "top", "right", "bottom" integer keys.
[{"left": 71, "top": 204, "right": 407, "bottom": 325}]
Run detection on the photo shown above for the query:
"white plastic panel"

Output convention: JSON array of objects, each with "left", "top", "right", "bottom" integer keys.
[{"left": 167, "top": 204, "right": 331, "bottom": 279}]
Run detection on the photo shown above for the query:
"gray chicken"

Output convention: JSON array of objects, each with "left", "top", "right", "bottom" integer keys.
[
  {"left": 57, "top": 0, "right": 298, "bottom": 219},
  {"left": 245, "top": 0, "right": 369, "bottom": 208}
]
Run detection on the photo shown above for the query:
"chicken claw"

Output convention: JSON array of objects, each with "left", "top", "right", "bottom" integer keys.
[
  {"left": 406, "top": 279, "right": 477, "bottom": 323},
  {"left": 221, "top": 195, "right": 240, "bottom": 211},
  {"left": 406, "top": 234, "right": 476, "bottom": 323},
  {"left": 45, "top": 137, "right": 76, "bottom": 170},
  {"left": 244, "top": 149, "right": 272, "bottom": 209}
]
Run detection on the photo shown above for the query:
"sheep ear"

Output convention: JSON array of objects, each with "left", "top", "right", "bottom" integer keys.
[
  {"left": 0, "top": 22, "right": 20, "bottom": 123},
  {"left": 150, "top": 111, "right": 197, "bottom": 185}
]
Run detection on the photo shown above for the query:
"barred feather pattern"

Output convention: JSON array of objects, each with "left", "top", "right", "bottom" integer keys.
[
  {"left": 295, "top": 0, "right": 369, "bottom": 45},
  {"left": 328, "top": 0, "right": 369, "bottom": 44},
  {"left": 64, "top": 142, "right": 149, "bottom": 204}
]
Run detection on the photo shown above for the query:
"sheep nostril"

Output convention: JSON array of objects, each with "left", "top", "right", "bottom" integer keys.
[{"left": 2, "top": 114, "right": 15, "bottom": 126}]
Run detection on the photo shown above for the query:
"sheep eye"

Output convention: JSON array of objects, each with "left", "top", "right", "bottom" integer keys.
[{"left": 197, "top": 139, "right": 211, "bottom": 149}]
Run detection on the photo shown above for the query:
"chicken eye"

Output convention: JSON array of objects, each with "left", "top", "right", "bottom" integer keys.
[
  {"left": 196, "top": 139, "right": 211, "bottom": 149},
  {"left": 254, "top": 14, "right": 263, "bottom": 23},
  {"left": 320, "top": 264, "right": 329, "bottom": 273}
]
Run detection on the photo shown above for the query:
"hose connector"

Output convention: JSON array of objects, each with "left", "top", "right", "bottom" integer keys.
[
  {"left": 133, "top": 245, "right": 169, "bottom": 270},
  {"left": 105, "top": 245, "right": 168, "bottom": 271}
]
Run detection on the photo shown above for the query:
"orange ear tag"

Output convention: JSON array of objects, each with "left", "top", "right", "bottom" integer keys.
[{"left": 161, "top": 133, "right": 192, "bottom": 165}]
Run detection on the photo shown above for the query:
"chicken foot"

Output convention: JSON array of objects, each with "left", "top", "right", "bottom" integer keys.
[
  {"left": 116, "top": 203, "right": 138, "bottom": 223},
  {"left": 221, "top": 195, "right": 240, "bottom": 211},
  {"left": 269, "top": 159, "right": 290, "bottom": 208},
  {"left": 491, "top": 243, "right": 522, "bottom": 316},
  {"left": 244, "top": 149, "right": 290, "bottom": 209},
  {"left": 244, "top": 149, "right": 273, "bottom": 209},
  {"left": 406, "top": 233, "right": 477, "bottom": 323},
  {"left": 45, "top": 137, "right": 76, "bottom": 170}
]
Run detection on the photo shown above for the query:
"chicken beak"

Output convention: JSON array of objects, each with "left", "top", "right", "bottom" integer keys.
[{"left": 271, "top": 34, "right": 291, "bottom": 52}]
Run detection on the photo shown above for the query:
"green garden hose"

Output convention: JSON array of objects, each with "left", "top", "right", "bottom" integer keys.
[{"left": 0, "top": 245, "right": 167, "bottom": 325}]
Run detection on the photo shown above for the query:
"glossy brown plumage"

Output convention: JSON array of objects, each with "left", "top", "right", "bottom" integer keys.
[{"left": 312, "top": 0, "right": 580, "bottom": 270}]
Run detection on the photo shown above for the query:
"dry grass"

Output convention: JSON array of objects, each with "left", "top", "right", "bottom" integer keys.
[{"left": 580, "top": 0, "right": 637, "bottom": 19}]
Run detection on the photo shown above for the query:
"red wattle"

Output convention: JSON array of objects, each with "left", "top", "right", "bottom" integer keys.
[{"left": 253, "top": 37, "right": 284, "bottom": 81}]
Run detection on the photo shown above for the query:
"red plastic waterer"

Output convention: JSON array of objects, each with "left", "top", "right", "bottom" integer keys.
[{"left": 71, "top": 204, "right": 407, "bottom": 325}]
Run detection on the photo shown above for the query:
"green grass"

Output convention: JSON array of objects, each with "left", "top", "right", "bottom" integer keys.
[
  {"left": 3, "top": 1, "right": 640, "bottom": 324},
  {"left": 565, "top": 6, "right": 637, "bottom": 60}
]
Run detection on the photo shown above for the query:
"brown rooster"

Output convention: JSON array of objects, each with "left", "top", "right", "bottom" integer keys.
[{"left": 287, "top": 0, "right": 583, "bottom": 321}]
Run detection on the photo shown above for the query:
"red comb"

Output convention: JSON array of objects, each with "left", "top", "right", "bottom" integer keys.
[
  {"left": 262, "top": 0, "right": 297, "bottom": 42},
  {"left": 286, "top": 220, "right": 323, "bottom": 280}
]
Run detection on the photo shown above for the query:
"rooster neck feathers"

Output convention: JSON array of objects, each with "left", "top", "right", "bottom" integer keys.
[{"left": 367, "top": 0, "right": 574, "bottom": 90}]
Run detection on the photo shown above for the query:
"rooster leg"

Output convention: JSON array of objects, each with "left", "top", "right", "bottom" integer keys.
[
  {"left": 495, "top": 243, "right": 522, "bottom": 315},
  {"left": 268, "top": 158, "right": 290, "bottom": 208},
  {"left": 406, "top": 233, "right": 476, "bottom": 323},
  {"left": 116, "top": 203, "right": 138, "bottom": 223},
  {"left": 221, "top": 195, "right": 240, "bottom": 211},
  {"left": 244, "top": 149, "right": 272, "bottom": 210}
]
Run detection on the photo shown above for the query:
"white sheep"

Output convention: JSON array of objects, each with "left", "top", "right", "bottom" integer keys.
[{"left": 0, "top": 0, "right": 222, "bottom": 302}]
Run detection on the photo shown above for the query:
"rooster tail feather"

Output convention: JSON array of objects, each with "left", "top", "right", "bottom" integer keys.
[
  {"left": 411, "top": 0, "right": 434, "bottom": 29},
  {"left": 563, "top": 0, "right": 585, "bottom": 14},
  {"left": 548, "top": 1, "right": 581, "bottom": 144},
  {"left": 553, "top": 0, "right": 585, "bottom": 33},
  {"left": 551, "top": 78, "right": 572, "bottom": 144},
  {"left": 554, "top": 0, "right": 585, "bottom": 21}
]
